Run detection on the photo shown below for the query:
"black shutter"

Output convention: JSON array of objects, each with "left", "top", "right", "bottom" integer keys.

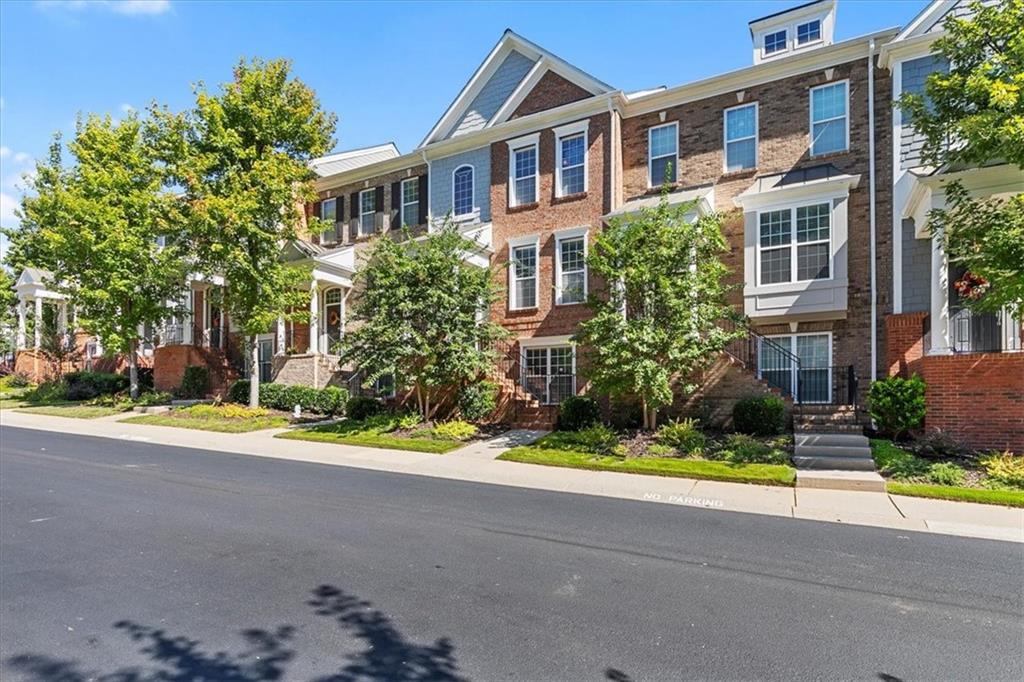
[
  {"left": 391, "top": 181, "right": 401, "bottom": 229},
  {"left": 350, "top": 191, "right": 360, "bottom": 241},
  {"left": 418, "top": 174, "right": 428, "bottom": 225},
  {"left": 375, "top": 186, "right": 385, "bottom": 232},
  {"left": 310, "top": 201, "right": 321, "bottom": 244},
  {"left": 335, "top": 196, "right": 345, "bottom": 242}
]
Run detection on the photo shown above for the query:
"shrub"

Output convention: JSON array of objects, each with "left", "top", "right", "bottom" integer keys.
[
  {"left": 558, "top": 396, "right": 601, "bottom": 432},
  {"left": 132, "top": 391, "right": 172, "bottom": 407},
  {"left": 259, "top": 382, "right": 286, "bottom": 409},
  {"left": 179, "top": 366, "right": 210, "bottom": 399},
  {"left": 979, "top": 451, "right": 1024, "bottom": 489},
  {"left": 868, "top": 375, "right": 926, "bottom": 438},
  {"left": 396, "top": 411, "right": 423, "bottom": 430},
  {"left": 608, "top": 398, "right": 642, "bottom": 430},
  {"left": 282, "top": 385, "right": 318, "bottom": 412},
  {"left": 312, "top": 386, "right": 348, "bottom": 416},
  {"left": 179, "top": 404, "right": 269, "bottom": 419},
  {"left": 64, "top": 371, "right": 129, "bottom": 401},
  {"left": 927, "top": 462, "right": 966, "bottom": 486},
  {"left": 227, "top": 380, "right": 250, "bottom": 405},
  {"left": 5, "top": 372, "right": 30, "bottom": 388},
  {"left": 645, "top": 443, "right": 677, "bottom": 458},
  {"left": 457, "top": 380, "right": 498, "bottom": 422},
  {"left": 130, "top": 366, "right": 154, "bottom": 392},
  {"left": 28, "top": 380, "right": 69, "bottom": 403},
  {"left": 733, "top": 396, "right": 786, "bottom": 436},
  {"left": 717, "top": 434, "right": 790, "bottom": 465},
  {"left": 655, "top": 418, "right": 706, "bottom": 454},
  {"left": 913, "top": 429, "right": 964, "bottom": 460},
  {"left": 347, "top": 395, "right": 383, "bottom": 421},
  {"left": 571, "top": 424, "right": 619, "bottom": 455},
  {"left": 433, "top": 420, "right": 478, "bottom": 441}
]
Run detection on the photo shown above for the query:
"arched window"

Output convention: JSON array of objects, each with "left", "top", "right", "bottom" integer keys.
[
  {"left": 323, "top": 288, "right": 343, "bottom": 351},
  {"left": 453, "top": 165, "right": 474, "bottom": 217}
]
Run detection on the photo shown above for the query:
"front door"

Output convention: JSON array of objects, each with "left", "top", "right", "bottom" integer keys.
[
  {"left": 209, "top": 304, "right": 222, "bottom": 349},
  {"left": 522, "top": 346, "right": 575, "bottom": 405},
  {"left": 258, "top": 337, "right": 274, "bottom": 383}
]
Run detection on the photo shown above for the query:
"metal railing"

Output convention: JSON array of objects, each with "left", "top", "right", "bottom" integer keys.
[{"left": 950, "top": 306, "right": 1020, "bottom": 353}]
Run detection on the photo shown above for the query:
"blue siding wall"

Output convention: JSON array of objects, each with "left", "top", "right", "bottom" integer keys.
[
  {"left": 450, "top": 50, "right": 535, "bottom": 138},
  {"left": 900, "top": 54, "right": 948, "bottom": 169},
  {"left": 431, "top": 148, "right": 491, "bottom": 222},
  {"left": 901, "top": 218, "right": 931, "bottom": 313}
]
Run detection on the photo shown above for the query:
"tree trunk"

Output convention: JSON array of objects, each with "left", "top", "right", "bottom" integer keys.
[
  {"left": 249, "top": 335, "right": 260, "bottom": 409},
  {"left": 128, "top": 338, "right": 139, "bottom": 400}
]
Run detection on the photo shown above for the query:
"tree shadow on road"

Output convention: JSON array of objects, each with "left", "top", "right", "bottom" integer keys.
[{"left": 5, "top": 585, "right": 465, "bottom": 682}]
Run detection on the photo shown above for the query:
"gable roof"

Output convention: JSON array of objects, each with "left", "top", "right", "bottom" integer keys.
[
  {"left": 890, "top": 0, "right": 958, "bottom": 42},
  {"left": 310, "top": 143, "right": 400, "bottom": 177},
  {"left": 420, "top": 29, "right": 613, "bottom": 147}
]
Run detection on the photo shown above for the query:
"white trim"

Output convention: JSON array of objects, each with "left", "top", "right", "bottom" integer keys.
[
  {"left": 518, "top": 334, "right": 575, "bottom": 348},
  {"left": 451, "top": 164, "right": 475, "bottom": 217},
  {"left": 755, "top": 201, "right": 834, "bottom": 288},
  {"left": 489, "top": 57, "right": 548, "bottom": 127},
  {"left": 892, "top": 59, "right": 904, "bottom": 313},
  {"left": 507, "top": 135, "right": 540, "bottom": 208},
  {"left": 733, "top": 173, "right": 859, "bottom": 211},
  {"left": 648, "top": 121, "right": 679, "bottom": 188},
  {"left": 796, "top": 19, "right": 824, "bottom": 48},
  {"left": 809, "top": 79, "right": 849, "bottom": 157},
  {"left": 891, "top": 0, "right": 956, "bottom": 43},
  {"left": 358, "top": 188, "right": 375, "bottom": 236},
  {"left": 723, "top": 101, "right": 759, "bottom": 173},
  {"left": 508, "top": 235, "right": 540, "bottom": 311},
  {"left": 321, "top": 286, "right": 345, "bottom": 354},
  {"left": 554, "top": 227, "right": 589, "bottom": 306},
  {"left": 762, "top": 28, "right": 788, "bottom": 58},
  {"left": 400, "top": 177, "right": 419, "bottom": 228},
  {"left": 554, "top": 123, "right": 589, "bottom": 198}
]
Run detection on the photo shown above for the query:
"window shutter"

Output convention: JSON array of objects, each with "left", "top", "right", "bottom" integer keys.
[
  {"left": 310, "top": 201, "right": 321, "bottom": 244},
  {"left": 350, "top": 191, "right": 360, "bottom": 241},
  {"left": 418, "top": 174, "right": 428, "bottom": 225},
  {"left": 391, "top": 181, "right": 401, "bottom": 229},
  {"left": 375, "top": 186, "right": 385, "bottom": 232},
  {"left": 335, "top": 196, "right": 345, "bottom": 243}
]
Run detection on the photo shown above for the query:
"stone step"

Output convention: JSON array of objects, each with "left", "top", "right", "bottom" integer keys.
[
  {"left": 796, "top": 413, "right": 861, "bottom": 423},
  {"left": 792, "top": 455, "right": 877, "bottom": 471},
  {"left": 796, "top": 404, "right": 859, "bottom": 415},
  {"left": 794, "top": 443, "right": 872, "bottom": 459},
  {"left": 796, "top": 433, "right": 869, "bottom": 448},
  {"left": 796, "top": 470, "right": 887, "bottom": 492},
  {"left": 794, "top": 423, "right": 864, "bottom": 433}
]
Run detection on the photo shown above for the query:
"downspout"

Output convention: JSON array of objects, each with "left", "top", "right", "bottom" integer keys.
[
  {"left": 868, "top": 38, "right": 878, "bottom": 384},
  {"left": 421, "top": 150, "right": 432, "bottom": 230}
]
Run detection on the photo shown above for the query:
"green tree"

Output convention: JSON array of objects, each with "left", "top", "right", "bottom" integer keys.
[
  {"left": 160, "top": 58, "right": 335, "bottom": 407},
  {"left": 12, "top": 115, "right": 187, "bottom": 397},
  {"left": 338, "top": 222, "right": 507, "bottom": 420},
  {"left": 573, "top": 197, "right": 742, "bottom": 430},
  {"left": 899, "top": 0, "right": 1024, "bottom": 317},
  {"left": 0, "top": 269, "right": 16, "bottom": 357}
]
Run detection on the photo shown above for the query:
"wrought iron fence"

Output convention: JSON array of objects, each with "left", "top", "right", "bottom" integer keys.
[{"left": 950, "top": 306, "right": 1019, "bottom": 353}]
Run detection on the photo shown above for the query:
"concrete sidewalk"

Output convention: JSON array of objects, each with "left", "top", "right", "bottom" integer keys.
[{"left": 2, "top": 409, "right": 1021, "bottom": 543}]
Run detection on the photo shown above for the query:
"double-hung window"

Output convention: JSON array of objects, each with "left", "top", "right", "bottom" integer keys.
[
  {"left": 555, "top": 125, "right": 587, "bottom": 197},
  {"left": 724, "top": 103, "right": 757, "bottom": 172},
  {"left": 509, "top": 239, "right": 538, "bottom": 309},
  {"left": 400, "top": 178, "right": 419, "bottom": 228},
  {"left": 764, "top": 29, "right": 787, "bottom": 55},
  {"left": 510, "top": 140, "right": 538, "bottom": 207},
  {"left": 758, "top": 202, "right": 831, "bottom": 285},
  {"left": 797, "top": 20, "right": 821, "bottom": 45},
  {"left": 359, "top": 189, "right": 375, "bottom": 236},
  {"left": 453, "top": 165, "right": 473, "bottom": 216},
  {"left": 810, "top": 81, "right": 848, "bottom": 156},
  {"left": 321, "top": 197, "right": 338, "bottom": 242},
  {"left": 648, "top": 122, "right": 678, "bottom": 187},
  {"left": 556, "top": 230, "right": 587, "bottom": 305}
]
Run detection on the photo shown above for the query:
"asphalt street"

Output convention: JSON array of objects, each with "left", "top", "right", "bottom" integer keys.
[{"left": 1, "top": 425, "right": 1022, "bottom": 681}]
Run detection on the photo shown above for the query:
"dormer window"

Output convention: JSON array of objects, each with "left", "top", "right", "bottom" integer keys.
[
  {"left": 764, "top": 30, "right": 787, "bottom": 55},
  {"left": 797, "top": 20, "right": 821, "bottom": 45}
]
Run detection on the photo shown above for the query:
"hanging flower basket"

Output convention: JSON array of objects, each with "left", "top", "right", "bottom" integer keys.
[{"left": 953, "top": 271, "right": 990, "bottom": 301}]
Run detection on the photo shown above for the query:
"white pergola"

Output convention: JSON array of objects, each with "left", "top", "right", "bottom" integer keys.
[{"left": 13, "top": 267, "right": 73, "bottom": 352}]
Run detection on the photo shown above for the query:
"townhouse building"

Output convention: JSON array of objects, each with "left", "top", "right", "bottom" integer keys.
[{"left": 11, "top": 0, "right": 1021, "bottom": 449}]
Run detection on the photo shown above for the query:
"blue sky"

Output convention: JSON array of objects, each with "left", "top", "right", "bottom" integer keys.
[{"left": 0, "top": 0, "right": 923, "bottom": 248}]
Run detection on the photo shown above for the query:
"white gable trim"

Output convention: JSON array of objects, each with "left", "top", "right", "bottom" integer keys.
[{"left": 892, "top": 0, "right": 956, "bottom": 42}]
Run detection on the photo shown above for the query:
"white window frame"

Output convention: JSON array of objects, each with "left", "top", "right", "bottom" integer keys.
[
  {"left": 400, "top": 178, "right": 419, "bottom": 228},
  {"left": 554, "top": 227, "right": 588, "bottom": 306},
  {"left": 359, "top": 189, "right": 376, "bottom": 236},
  {"left": 321, "top": 197, "right": 338, "bottom": 242},
  {"left": 506, "top": 132, "right": 540, "bottom": 208},
  {"left": 723, "top": 102, "right": 758, "bottom": 173},
  {"left": 648, "top": 121, "right": 678, "bottom": 188},
  {"left": 518, "top": 337, "right": 577, "bottom": 405},
  {"left": 755, "top": 201, "right": 834, "bottom": 287},
  {"left": 758, "top": 332, "right": 833, "bottom": 404},
  {"left": 508, "top": 234, "right": 540, "bottom": 311},
  {"left": 451, "top": 164, "right": 474, "bottom": 217},
  {"left": 763, "top": 29, "right": 787, "bottom": 56},
  {"left": 554, "top": 119, "right": 589, "bottom": 198},
  {"left": 809, "top": 80, "right": 849, "bottom": 157},
  {"left": 796, "top": 19, "right": 822, "bottom": 46}
]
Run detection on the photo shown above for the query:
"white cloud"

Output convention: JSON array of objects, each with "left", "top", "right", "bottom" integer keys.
[
  {"left": 0, "top": 147, "right": 9, "bottom": 159},
  {"left": 120, "top": 103, "right": 136, "bottom": 114},
  {"left": 36, "top": 1, "right": 172, "bottom": 16},
  {"left": 12, "top": 152, "right": 31, "bottom": 164},
  {"left": 0, "top": 192, "right": 18, "bottom": 228}
]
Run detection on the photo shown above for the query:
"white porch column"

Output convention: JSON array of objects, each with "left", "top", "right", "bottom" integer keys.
[
  {"left": 33, "top": 297, "right": 43, "bottom": 349},
  {"left": 276, "top": 315, "right": 286, "bottom": 355},
  {"left": 219, "top": 306, "right": 226, "bottom": 350},
  {"left": 16, "top": 299, "right": 27, "bottom": 351},
  {"left": 308, "top": 281, "right": 319, "bottom": 354},
  {"left": 58, "top": 302, "right": 68, "bottom": 334},
  {"left": 929, "top": 232, "right": 951, "bottom": 354}
]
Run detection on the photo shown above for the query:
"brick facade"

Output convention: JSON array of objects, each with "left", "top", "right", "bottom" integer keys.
[{"left": 510, "top": 71, "right": 593, "bottom": 119}]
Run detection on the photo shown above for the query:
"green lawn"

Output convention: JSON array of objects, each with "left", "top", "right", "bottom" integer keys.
[
  {"left": 870, "top": 439, "right": 1024, "bottom": 507},
  {"left": 15, "top": 404, "right": 124, "bottom": 419},
  {"left": 123, "top": 413, "right": 289, "bottom": 433},
  {"left": 277, "top": 421, "right": 464, "bottom": 454},
  {"left": 499, "top": 445, "right": 796, "bottom": 486}
]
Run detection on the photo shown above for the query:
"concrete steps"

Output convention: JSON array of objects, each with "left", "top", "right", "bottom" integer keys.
[
  {"left": 793, "top": 432, "right": 876, "bottom": 472},
  {"left": 796, "top": 470, "right": 887, "bottom": 492}
]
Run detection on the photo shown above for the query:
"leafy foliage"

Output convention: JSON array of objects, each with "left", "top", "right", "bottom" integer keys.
[
  {"left": 557, "top": 396, "right": 601, "bottom": 432},
  {"left": 0, "top": 269, "right": 16, "bottom": 356},
  {"left": 912, "top": 428, "right": 964, "bottom": 460},
  {"left": 338, "top": 220, "right": 507, "bottom": 420},
  {"left": 457, "top": 380, "right": 498, "bottom": 422},
  {"left": 179, "top": 365, "right": 210, "bottom": 399},
  {"left": 226, "top": 380, "right": 347, "bottom": 415},
  {"left": 64, "top": 371, "right": 130, "bottom": 401},
  {"left": 547, "top": 424, "right": 619, "bottom": 455},
  {"left": 346, "top": 395, "right": 384, "bottom": 421},
  {"left": 156, "top": 58, "right": 335, "bottom": 406},
  {"left": 898, "top": 0, "right": 1024, "bottom": 318},
  {"left": 573, "top": 195, "right": 741, "bottom": 429},
  {"left": 927, "top": 462, "right": 967, "bottom": 487},
  {"left": 978, "top": 451, "right": 1024, "bottom": 489},
  {"left": 431, "top": 420, "right": 478, "bottom": 441},
  {"left": 868, "top": 376, "right": 926, "bottom": 438},
  {"left": 654, "top": 418, "right": 707, "bottom": 454},
  {"left": 732, "top": 396, "right": 786, "bottom": 436},
  {"left": 713, "top": 434, "right": 790, "bottom": 465}
]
